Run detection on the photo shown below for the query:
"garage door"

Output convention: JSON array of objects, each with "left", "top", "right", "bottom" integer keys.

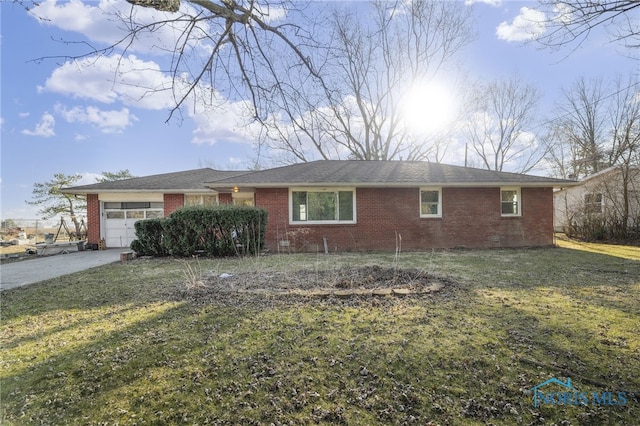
[{"left": 103, "top": 202, "right": 164, "bottom": 248}]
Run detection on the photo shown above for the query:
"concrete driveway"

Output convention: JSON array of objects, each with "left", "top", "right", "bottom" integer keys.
[{"left": 0, "top": 249, "right": 122, "bottom": 291}]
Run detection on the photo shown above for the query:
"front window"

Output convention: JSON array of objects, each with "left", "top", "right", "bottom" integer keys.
[
  {"left": 501, "top": 188, "right": 521, "bottom": 216},
  {"left": 420, "top": 188, "right": 442, "bottom": 217},
  {"left": 290, "top": 189, "right": 355, "bottom": 223},
  {"left": 185, "top": 194, "right": 217, "bottom": 207},
  {"left": 103, "top": 202, "right": 164, "bottom": 220},
  {"left": 584, "top": 193, "right": 603, "bottom": 214},
  {"left": 233, "top": 193, "right": 255, "bottom": 206}
]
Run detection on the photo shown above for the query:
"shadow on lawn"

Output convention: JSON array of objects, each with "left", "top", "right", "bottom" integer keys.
[
  {"left": 3, "top": 306, "right": 640, "bottom": 422},
  {"left": 2, "top": 248, "right": 639, "bottom": 423},
  {"left": 4, "top": 289, "right": 639, "bottom": 424}
]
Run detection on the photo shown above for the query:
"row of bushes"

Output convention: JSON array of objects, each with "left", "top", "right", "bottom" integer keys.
[
  {"left": 564, "top": 213, "right": 640, "bottom": 241},
  {"left": 131, "top": 206, "right": 268, "bottom": 257}
]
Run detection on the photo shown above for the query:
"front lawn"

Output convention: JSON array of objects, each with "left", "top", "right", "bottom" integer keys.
[{"left": 1, "top": 244, "right": 639, "bottom": 425}]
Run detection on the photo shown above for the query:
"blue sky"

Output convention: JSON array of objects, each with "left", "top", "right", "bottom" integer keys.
[{"left": 1, "top": 0, "right": 637, "bottom": 221}]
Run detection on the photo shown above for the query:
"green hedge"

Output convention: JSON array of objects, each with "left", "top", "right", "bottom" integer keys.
[
  {"left": 131, "top": 205, "right": 267, "bottom": 257},
  {"left": 131, "top": 219, "right": 168, "bottom": 257}
]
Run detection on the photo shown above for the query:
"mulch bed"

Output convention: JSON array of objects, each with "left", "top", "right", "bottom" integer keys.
[{"left": 172, "top": 265, "right": 454, "bottom": 307}]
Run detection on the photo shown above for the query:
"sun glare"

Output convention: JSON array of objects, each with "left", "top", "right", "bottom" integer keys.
[{"left": 400, "top": 82, "right": 457, "bottom": 135}]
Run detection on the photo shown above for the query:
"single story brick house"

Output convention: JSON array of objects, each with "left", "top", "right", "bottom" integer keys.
[{"left": 63, "top": 160, "right": 576, "bottom": 251}]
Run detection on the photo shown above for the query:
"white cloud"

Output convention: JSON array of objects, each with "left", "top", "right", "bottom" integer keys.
[
  {"left": 464, "top": 0, "right": 501, "bottom": 6},
  {"left": 551, "top": 3, "right": 577, "bottom": 26},
  {"left": 190, "top": 99, "right": 260, "bottom": 145},
  {"left": 496, "top": 7, "right": 547, "bottom": 42},
  {"left": 55, "top": 104, "right": 137, "bottom": 133},
  {"left": 252, "top": 3, "right": 287, "bottom": 24},
  {"left": 19, "top": 112, "right": 30, "bottom": 118},
  {"left": 40, "top": 54, "right": 176, "bottom": 110},
  {"left": 30, "top": 0, "right": 109, "bottom": 36},
  {"left": 29, "top": 0, "right": 275, "bottom": 139},
  {"left": 29, "top": 0, "right": 187, "bottom": 56},
  {"left": 39, "top": 58, "right": 118, "bottom": 104},
  {"left": 76, "top": 173, "right": 104, "bottom": 186},
  {"left": 21, "top": 112, "right": 55, "bottom": 137}
]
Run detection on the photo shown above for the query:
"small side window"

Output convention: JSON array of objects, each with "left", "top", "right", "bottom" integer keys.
[
  {"left": 420, "top": 188, "right": 442, "bottom": 218},
  {"left": 501, "top": 188, "right": 521, "bottom": 216}
]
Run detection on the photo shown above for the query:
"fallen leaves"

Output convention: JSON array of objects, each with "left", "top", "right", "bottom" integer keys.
[{"left": 172, "top": 266, "right": 453, "bottom": 310}]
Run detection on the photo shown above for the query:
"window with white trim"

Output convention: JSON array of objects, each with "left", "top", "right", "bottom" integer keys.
[
  {"left": 290, "top": 189, "right": 355, "bottom": 223},
  {"left": 103, "top": 202, "right": 164, "bottom": 220},
  {"left": 420, "top": 188, "right": 442, "bottom": 217},
  {"left": 584, "top": 193, "right": 603, "bottom": 214},
  {"left": 501, "top": 187, "right": 521, "bottom": 216},
  {"left": 184, "top": 194, "right": 217, "bottom": 207}
]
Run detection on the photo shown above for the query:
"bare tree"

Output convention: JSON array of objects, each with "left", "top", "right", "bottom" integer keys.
[
  {"left": 543, "top": 76, "right": 608, "bottom": 179},
  {"left": 535, "top": 1, "right": 640, "bottom": 52},
  {"left": 462, "top": 76, "right": 543, "bottom": 173},
  {"left": 24, "top": 0, "right": 474, "bottom": 164},
  {"left": 548, "top": 76, "right": 640, "bottom": 240},
  {"left": 608, "top": 77, "right": 640, "bottom": 166},
  {"left": 22, "top": 0, "right": 328, "bottom": 126},
  {"left": 605, "top": 76, "right": 640, "bottom": 236},
  {"left": 259, "top": 1, "right": 475, "bottom": 162}
]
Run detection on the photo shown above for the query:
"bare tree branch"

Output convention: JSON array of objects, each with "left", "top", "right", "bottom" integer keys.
[
  {"left": 261, "top": 1, "right": 475, "bottom": 161},
  {"left": 544, "top": 77, "right": 610, "bottom": 178},
  {"left": 24, "top": 0, "right": 474, "bottom": 164},
  {"left": 535, "top": 1, "right": 640, "bottom": 52},
  {"left": 463, "top": 77, "right": 544, "bottom": 173}
]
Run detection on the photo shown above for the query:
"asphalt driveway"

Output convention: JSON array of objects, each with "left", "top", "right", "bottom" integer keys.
[{"left": 0, "top": 249, "right": 122, "bottom": 291}]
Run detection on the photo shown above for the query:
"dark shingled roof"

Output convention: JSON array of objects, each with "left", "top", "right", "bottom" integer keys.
[
  {"left": 62, "top": 168, "right": 249, "bottom": 193},
  {"left": 62, "top": 162, "right": 576, "bottom": 194},
  {"left": 208, "top": 160, "right": 576, "bottom": 188}
]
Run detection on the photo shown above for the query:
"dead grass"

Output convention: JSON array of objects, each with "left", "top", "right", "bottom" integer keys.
[
  {"left": 555, "top": 233, "right": 640, "bottom": 260},
  {"left": 1, "top": 244, "right": 639, "bottom": 425}
]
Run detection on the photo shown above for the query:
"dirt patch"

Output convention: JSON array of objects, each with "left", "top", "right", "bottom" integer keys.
[{"left": 172, "top": 266, "right": 454, "bottom": 307}]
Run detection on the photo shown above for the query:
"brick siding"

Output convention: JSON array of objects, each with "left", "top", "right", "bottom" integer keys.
[
  {"left": 87, "top": 186, "right": 554, "bottom": 252},
  {"left": 218, "top": 193, "right": 233, "bottom": 204},
  {"left": 163, "top": 194, "right": 185, "bottom": 216},
  {"left": 257, "top": 186, "right": 554, "bottom": 252},
  {"left": 86, "top": 194, "right": 101, "bottom": 245}
]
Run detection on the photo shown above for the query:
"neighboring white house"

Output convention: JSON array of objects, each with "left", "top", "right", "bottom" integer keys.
[{"left": 554, "top": 166, "right": 640, "bottom": 236}]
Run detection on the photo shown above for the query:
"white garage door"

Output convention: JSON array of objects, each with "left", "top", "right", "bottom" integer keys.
[{"left": 103, "top": 202, "right": 164, "bottom": 248}]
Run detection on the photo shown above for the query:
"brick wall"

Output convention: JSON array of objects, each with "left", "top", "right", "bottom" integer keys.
[
  {"left": 219, "top": 193, "right": 233, "bottom": 204},
  {"left": 86, "top": 194, "right": 100, "bottom": 245},
  {"left": 256, "top": 186, "right": 555, "bottom": 252},
  {"left": 255, "top": 188, "right": 290, "bottom": 250},
  {"left": 163, "top": 194, "right": 184, "bottom": 216}
]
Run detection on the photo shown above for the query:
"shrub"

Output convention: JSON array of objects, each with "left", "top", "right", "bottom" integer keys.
[
  {"left": 131, "top": 219, "right": 167, "bottom": 256},
  {"left": 131, "top": 205, "right": 267, "bottom": 257}
]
